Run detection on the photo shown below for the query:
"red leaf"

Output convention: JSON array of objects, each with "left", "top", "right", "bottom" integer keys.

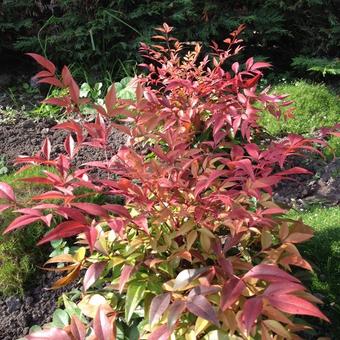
[
  {"left": 103, "top": 204, "right": 131, "bottom": 218},
  {"left": 119, "top": 265, "right": 134, "bottom": 293},
  {"left": 85, "top": 227, "right": 98, "bottom": 254},
  {"left": 43, "top": 97, "right": 68, "bottom": 106},
  {"left": 18, "top": 177, "right": 54, "bottom": 185},
  {"left": 69, "top": 78, "right": 80, "bottom": 104},
  {"left": 232, "top": 62, "right": 239, "bottom": 74},
  {"left": 268, "top": 294, "right": 329, "bottom": 322},
  {"left": 244, "top": 143, "right": 259, "bottom": 159},
  {"left": 276, "top": 167, "right": 312, "bottom": 176},
  {"left": 41, "top": 138, "right": 51, "bottom": 160},
  {"left": 37, "top": 77, "right": 63, "bottom": 88},
  {"left": 0, "top": 182, "right": 16, "bottom": 201},
  {"left": 70, "top": 315, "right": 86, "bottom": 340},
  {"left": 133, "top": 215, "right": 149, "bottom": 234},
  {"left": 14, "top": 208, "right": 42, "bottom": 216},
  {"left": 250, "top": 62, "right": 272, "bottom": 71},
  {"left": 26, "top": 327, "right": 71, "bottom": 340},
  {"left": 264, "top": 282, "right": 305, "bottom": 297},
  {"left": 242, "top": 297, "right": 263, "bottom": 334},
  {"left": 64, "top": 134, "right": 76, "bottom": 158},
  {"left": 4, "top": 215, "right": 42, "bottom": 234},
  {"left": 37, "top": 220, "right": 88, "bottom": 245},
  {"left": 187, "top": 295, "right": 219, "bottom": 326},
  {"left": 83, "top": 261, "right": 107, "bottom": 292},
  {"left": 26, "top": 53, "right": 56, "bottom": 74},
  {"left": 220, "top": 278, "right": 246, "bottom": 311},
  {"left": 244, "top": 264, "right": 300, "bottom": 283},
  {"left": 167, "top": 300, "right": 186, "bottom": 328},
  {"left": 33, "top": 70, "right": 53, "bottom": 79},
  {"left": 32, "top": 191, "right": 73, "bottom": 201},
  {"left": 280, "top": 254, "right": 313, "bottom": 271},
  {"left": 244, "top": 73, "right": 261, "bottom": 88},
  {"left": 54, "top": 120, "right": 84, "bottom": 143},
  {"left": 94, "top": 305, "right": 116, "bottom": 340},
  {"left": 148, "top": 324, "right": 171, "bottom": 340},
  {"left": 108, "top": 218, "right": 126, "bottom": 237},
  {"left": 252, "top": 176, "right": 280, "bottom": 189},
  {"left": 0, "top": 204, "right": 10, "bottom": 212},
  {"left": 56, "top": 207, "right": 87, "bottom": 224},
  {"left": 149, "top": 293, "right": 171, "bottom": 326},
  {"left": 71, "top": 203, "right": 108, "bottom": 218},
  {"left": 105, "top": 85, "right": 117, "bottom": 116}
]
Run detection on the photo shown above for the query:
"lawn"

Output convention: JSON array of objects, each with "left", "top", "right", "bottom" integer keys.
[{"left": 288, "top": 206, "right": 340, "bottom": 337}]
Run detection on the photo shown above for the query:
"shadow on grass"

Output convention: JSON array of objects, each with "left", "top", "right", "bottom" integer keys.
[{"left": 296, "top": 225, "right": 340, "bottom": 338}]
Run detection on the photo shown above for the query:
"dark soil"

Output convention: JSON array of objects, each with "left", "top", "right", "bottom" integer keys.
[
  {"left": 274, "top": 156, "right": 340, "bottom": 209},
  {"left": 0, "top": 271, "right": 80, "bottom": 340},
  {"left": 0, "top": 113, "right": 127, "bottom": 171}
]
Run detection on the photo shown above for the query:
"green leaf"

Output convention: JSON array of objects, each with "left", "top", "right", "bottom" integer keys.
[
  {"left": 128, "top": 319, "right": 140, "bottom": 340},
  {"left": 116, "top": 321, "right": 125, "bottom": 340},
  {"left": 125, "top": 280, "right": 146, "bottom": 323},
  {"left": 29, "top": 325, "right": 42, "bottom": 334},
  {"left": 120, "top": 77, "right": 133, "bottom": 87},
  {"left": 52, "top": 308, "right": 70, "bottom": 328},
  {"left": 62, "top": 294, "right": 86, "bottom": 323},
  {"left": 51, "top": 239, "right": 63, "bottom": 248}
]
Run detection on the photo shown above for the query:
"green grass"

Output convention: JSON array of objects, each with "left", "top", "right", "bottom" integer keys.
[
  {"left": 0, "top": 166, "right": 51, "bottom": 296},
  {"left": 260, "top": 80, "right": 339, "bottom": 139},
  {"left": 288, "top": 206, "right": 340, "bottom": 336}
]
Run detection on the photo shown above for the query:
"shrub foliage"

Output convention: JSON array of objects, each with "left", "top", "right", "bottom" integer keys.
[
  {"left": 0, "top": 24, "right": 336, "bottom": 339},
  {"left": 1, "top": 1, "right": 339, "bottom": 76}
]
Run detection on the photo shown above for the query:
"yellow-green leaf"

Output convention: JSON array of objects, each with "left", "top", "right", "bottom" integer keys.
[
  {"left": 194, "top": 317, "right": 210, "bottom": 335},
  {"left": 263, "top": 319, "right": 291, "bottom": 339},
  {"left": 125, "top": 280, "right": 146, "bottom": 323}
]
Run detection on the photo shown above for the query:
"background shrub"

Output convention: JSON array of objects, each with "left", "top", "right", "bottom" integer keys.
[{"left": 1, "top": 0, "right": 339, "bottom": 79}]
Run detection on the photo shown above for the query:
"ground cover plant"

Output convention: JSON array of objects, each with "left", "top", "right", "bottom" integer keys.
[{"left": 1, "top": 24, "right": 338, "bottom": 339}]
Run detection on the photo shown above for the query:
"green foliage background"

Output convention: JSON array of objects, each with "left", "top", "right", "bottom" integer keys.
[{"left": 1, "top": 0, "right": 339, "bottom": 78}]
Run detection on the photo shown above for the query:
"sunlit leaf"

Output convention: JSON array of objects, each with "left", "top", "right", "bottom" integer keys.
[{"left": 125, "top": 280, "right": 146, "bottom": 323}]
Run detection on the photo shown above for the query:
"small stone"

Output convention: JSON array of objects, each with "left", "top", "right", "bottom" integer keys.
[
  {"left": 25, "top": 296, "right": 34, "bottom": 305},
  {"left": 5, "top": 296, "right": 21, "bottom": 313},
  {"left": 23, "top": 327, "right": 29, "bottom": 335},
  {"left": 22, "top": 120, "right": 35, "bottom": 129}
]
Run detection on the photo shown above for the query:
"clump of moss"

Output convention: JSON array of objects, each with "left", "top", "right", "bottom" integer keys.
[
  {"left": 0, "top": 166, "right": 50, "bottom": 296},
  {"left": 0, "top": 218, "right": 46, "bottom": 296}
]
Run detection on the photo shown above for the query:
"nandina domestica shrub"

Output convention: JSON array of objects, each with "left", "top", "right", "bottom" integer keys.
[{"left": 0, "top": 24, "right": 336, "bottom": 339}]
